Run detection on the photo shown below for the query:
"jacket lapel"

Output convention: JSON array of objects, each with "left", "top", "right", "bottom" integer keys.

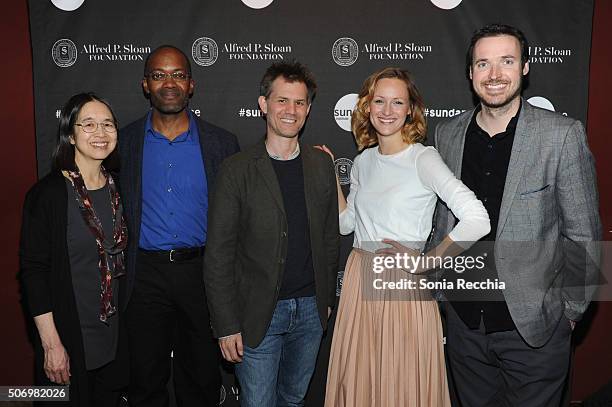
[
  {"left": 447, "top": 110, "right": 474, "bottom": 176},
  {"left": 132, "top": 117, "right": 146, "bottom": 237},
  {"left": 301, "top": 145, "right": 316, "bottom": 225},
  {"left": 496, "top": 100, "right": 535, "bottom": 238},
  {"left": 254, "top": 140, "right": 286, "bottom": 215},
  {"left": 196, "top": 118, "right": 216, "bottom": 194}
]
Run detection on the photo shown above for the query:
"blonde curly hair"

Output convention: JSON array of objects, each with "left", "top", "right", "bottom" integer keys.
[{"left": 351, "top": 67, "right": 427, "bottom": 151}]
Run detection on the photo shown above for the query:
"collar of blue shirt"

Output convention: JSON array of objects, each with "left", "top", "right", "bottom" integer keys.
[{"left": 144, "top": 110, "right": 198, "bottom": 144}]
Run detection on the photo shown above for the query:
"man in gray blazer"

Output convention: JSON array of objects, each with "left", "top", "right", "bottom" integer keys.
[
  {"left": 203, "top": 61, "right": 339, "bottom": 406},
  {"left": 431, "top": 24, "right": 600, "bottom": 406}
]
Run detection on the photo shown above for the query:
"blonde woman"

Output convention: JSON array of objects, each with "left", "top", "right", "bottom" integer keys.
[{"left": 319, "top": 67, "right": 490, "bottom": 406}]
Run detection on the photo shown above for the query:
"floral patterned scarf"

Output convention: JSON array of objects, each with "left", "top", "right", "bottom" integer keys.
[{"left": 63, "top": 166, "right": 128, "bottom": 323}]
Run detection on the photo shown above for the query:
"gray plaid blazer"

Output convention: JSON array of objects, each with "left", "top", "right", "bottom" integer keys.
[{"left": 430, "top": 100, "right": 601, "bottom": 347}]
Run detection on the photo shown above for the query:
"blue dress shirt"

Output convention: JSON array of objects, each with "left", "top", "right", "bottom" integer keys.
[{"left": 139, "top": 111, "right": 208, "bottom": 250}]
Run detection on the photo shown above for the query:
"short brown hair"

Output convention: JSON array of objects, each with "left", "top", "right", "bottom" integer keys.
[{"left": 260, "top": 61, "right": 317, "bottom": 103}]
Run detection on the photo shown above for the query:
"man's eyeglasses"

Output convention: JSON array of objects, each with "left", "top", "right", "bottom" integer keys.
[
  {"left": 75, "top": 121, "right": 117, "bottom": 133},
  {"left": 146, "top": 71, "right": 190, "bottom": 82}
]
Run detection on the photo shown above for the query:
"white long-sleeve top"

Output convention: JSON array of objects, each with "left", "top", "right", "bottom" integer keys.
[{"left": 340, "top": 143, "right": 490, "bottom": 251}]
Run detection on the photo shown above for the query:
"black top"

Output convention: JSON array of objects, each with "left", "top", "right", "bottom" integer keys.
[
  {"left": 270, "top": 155, "right": 316, "bottom": 299},
  {"left": 20, "top": 172, "right": 126, "bottom": 406},
  {"left": 450, "top": 105, "right": 520, "bottom": 332},
  {"left": 66, "top": 180, "right": 118, "bottom": 370}
]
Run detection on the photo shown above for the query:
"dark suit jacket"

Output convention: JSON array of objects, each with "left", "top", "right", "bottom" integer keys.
[
  {"left": 203, "top": 140, "right": 339, "bottom": 348},
  {"left": 118, "top": 113, "right": 240, "bottom": 305}
]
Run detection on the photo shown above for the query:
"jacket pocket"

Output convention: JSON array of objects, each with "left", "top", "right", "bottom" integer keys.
[{"left": 520, "top": 184, "right": 551, "bottom": 198}]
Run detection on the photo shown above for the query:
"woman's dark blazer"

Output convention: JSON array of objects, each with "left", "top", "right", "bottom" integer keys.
[{"left": 19, "top": 171, "right": 127, "bottom": 406}]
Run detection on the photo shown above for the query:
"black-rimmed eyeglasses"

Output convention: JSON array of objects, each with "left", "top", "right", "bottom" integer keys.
[
  {"left": 146, "top": 71, "right": 190, "bottom": 82},
  {"left": 75, "top": 121, "right": 117, "bottom": 133}
]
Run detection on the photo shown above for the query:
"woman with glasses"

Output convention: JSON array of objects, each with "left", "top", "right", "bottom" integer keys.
[
  {"left": 318, "top": 68, "right": 490, "bottom": 406},
  {"left": 20, "top": 93, "right": 128, "bottom": 406}
]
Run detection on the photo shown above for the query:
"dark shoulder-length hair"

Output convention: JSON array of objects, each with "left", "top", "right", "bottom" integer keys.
[
  {"left": 52, "top": 92, "right": 120, "bottom": 172},
  {"left": 351, "top": 67, "right": 427, "bottom": 151}
]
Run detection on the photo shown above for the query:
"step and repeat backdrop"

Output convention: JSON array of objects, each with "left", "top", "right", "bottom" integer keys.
[{"left": 29, "top": 0, "right": 594, "bottom": 405}]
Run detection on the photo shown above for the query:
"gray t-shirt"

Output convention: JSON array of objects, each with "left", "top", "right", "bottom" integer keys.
[{"left": 66, "top": 179, "right": 119, "bottom": 370}]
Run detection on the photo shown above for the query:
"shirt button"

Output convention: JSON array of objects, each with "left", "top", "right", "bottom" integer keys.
[
  {"left": 173, "top": 234, "right": 178, "bottom": 238},
  {"left": 483, "top": 197, "right": 488, "bottom": 202},
  {"left": 485, "top": 171, "right": 491, "bottom": 176},
  {"left": 487, "top": 144, "right": 493, "bottom": 149},
  {"left": 167, "top": 187, "right": 172, "bottom": 192}
]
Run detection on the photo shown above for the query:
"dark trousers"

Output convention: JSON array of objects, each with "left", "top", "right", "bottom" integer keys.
[
  {"left": 35, "top": 318, "right": 128, "bottom": 407},
  {"left": 86, "top": 361, "right": 125, "bottom": 407},
  {"left": 126, "top": 251, "right": 221, "bottom": 407},
  {"left": 445, "top": 303, "right": 572, "bottom": 407},
  {"left": 35, "top": 356, "right": 127, "bottom": 407},
  {"left": 35, "top": 363, "right": 125, "bottom": 407}
]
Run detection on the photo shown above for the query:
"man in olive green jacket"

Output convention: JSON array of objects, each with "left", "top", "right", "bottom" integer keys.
[{"left": 203, "top": 61, "right": 339, "bottom": 406}]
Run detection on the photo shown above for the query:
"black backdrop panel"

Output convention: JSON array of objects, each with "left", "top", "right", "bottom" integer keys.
[{"left": 29, "top": 1, "right": 593, "bottom": 406}]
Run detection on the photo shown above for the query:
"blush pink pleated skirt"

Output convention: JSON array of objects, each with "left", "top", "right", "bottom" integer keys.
[{"left": 325, "top": 248, "right": 451, "bottom": 407}]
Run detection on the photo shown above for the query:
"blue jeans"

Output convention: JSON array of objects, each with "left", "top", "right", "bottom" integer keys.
[{"left": 235, "top": 296, "right": 324, "bottom": 407}]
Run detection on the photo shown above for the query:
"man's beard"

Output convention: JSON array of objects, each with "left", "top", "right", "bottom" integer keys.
[{"left": 479, "top": 79, "right": 522, "bottom": 109}]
